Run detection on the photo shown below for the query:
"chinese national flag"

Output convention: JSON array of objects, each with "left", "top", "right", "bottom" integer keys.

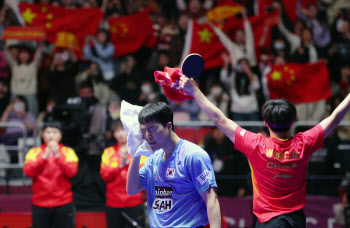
[
  {"left": 19, "top": 3, "right": 103, "bottom": 54},
  {"left": 19, "top": 3, "right": 70, "bottom": 27},
  {"left": 181, "top": 20, "right": 226, "bottom": 69},
  {"left": 266, "top": 62, "right": 332, "bottom": 104},
  {"left": 108, "top": 10, "right": 155, "bottom": 57},
  {"left": 206, "top": 0, "right": 242, "bottom": 22}
]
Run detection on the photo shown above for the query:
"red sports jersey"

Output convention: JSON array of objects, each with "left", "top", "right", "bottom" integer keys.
[
  {"left": 23, "top": 144, "right": 78, "bottom": 208},
  {"left": 234, "top": 125, "right": 324, "bottom": 223},
  {"left": 100, "top": 145, "right": 146, "bottom": 208}
]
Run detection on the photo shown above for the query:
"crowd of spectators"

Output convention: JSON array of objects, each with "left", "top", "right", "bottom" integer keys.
[{"left": 0, "top": 0, "right": 350, "bottom": 201}]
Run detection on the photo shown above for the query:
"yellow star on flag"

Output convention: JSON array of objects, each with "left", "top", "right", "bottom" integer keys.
[
  {"left": 46, "top": 13, "right": 53, "bottom": 20},
  {"left": 271, "top": 71, "right": 282, "bottom": 81},
  {"left": 22, "top": 8, "right": 36, "bottom": 25},
  {"left": 41, "top": 7, "right": 48, "bottom": 13},
  {"left": 46, "top": 22, "right": 52, "bottom": 28},
  {"left": 110, "top": 26, "right": 117, "bottom": 34},
  {"left": 120, "top": 23, "right": 128, "bottom": 37},
  {"left": 198, "top": 28, "right": 213, "bottom": 43}
]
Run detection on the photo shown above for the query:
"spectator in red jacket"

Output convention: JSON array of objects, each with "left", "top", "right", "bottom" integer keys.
[
  {"left": 23, "top": 122, "right": 78, "bottom": 228},
  {"left": 100, "top": 119, "right": 146, "bottom": 228}
]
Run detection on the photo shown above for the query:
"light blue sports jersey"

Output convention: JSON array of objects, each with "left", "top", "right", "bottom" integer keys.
[{"left": 139, "top": 139, "right": 217, "bottom": 228}]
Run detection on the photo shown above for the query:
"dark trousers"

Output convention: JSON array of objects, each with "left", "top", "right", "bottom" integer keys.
[
  {"left": 32, "top": 203, "right": 75, "bottom": 228},
  {"left": 106, "top": 204, "right": 145, "bottom": 228},
  {"left": 255, "top": 209, "right": 306, "bottom": 228}
]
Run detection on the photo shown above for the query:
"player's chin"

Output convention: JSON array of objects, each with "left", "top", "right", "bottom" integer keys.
[{"left": 148, "top": 142, "right": 157, "bottom": 149}]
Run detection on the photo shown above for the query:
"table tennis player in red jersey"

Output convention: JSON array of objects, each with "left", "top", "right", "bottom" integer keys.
[{"left": 180, "top": 76, "right": 350, "bottom": 228}]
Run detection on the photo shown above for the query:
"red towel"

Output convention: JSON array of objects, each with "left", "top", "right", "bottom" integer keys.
[{"left": 154, "top": 67, "right": 196, "bottom": 102}]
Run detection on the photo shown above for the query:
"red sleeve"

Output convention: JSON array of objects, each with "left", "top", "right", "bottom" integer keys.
[
  {"left": 56, "top": 147, "right": 79, "bottom": 178},
  {"left": 234, "top": 126, "right": 262, "bottom": 159},
  {"left": 299, "top": 124, "right": 324, "bottom": 157},
  {"left": 23, "top": 148, "right": 46, "bottom": 177}
]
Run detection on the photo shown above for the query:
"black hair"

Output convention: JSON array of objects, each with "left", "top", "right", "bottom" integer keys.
[
  {"left": 42, "top": 121, "right": 62, "bottom": 132},
  {"left": 88, "top": 61, "right": 104, "bottom": 83},
  {"left": 111, "top": 119, "right": 124, "bottom": 132},
  {"left": 14, "top": 95, "right": 29, "bottom": 112},
  {"left": 96, "top": 28, "right": 110, "bottom": 47},
  {"left": 16, "top": 46, "right": 33, "bottom": 65},
  {"left": 138, "top": 102, "right": 174, "bottom": 131},
  {"left": 79, "top": 80, "right": 94, "bottom": 90},
  {"left": 262, "top": 99, "right": 296, "bottom": 132}
]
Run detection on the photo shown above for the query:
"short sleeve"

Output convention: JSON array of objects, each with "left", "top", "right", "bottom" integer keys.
[
  {"left": 300, "top": 124, "right": 324, "bottom": 157},
  {"left": 187, "top": 150, "right": 217, "bottom": 196},
  {"left": 234, "top": 126, "right": 262, "bottom": 159},
  {"left": 139, "top": 156, "right": 151, "bottom": 189}
]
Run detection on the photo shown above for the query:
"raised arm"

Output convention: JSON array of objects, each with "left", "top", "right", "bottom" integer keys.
[
  {"left": 4, "top": 45, "right": 16, "bottom": 67},
  {"left": 242, "top": 9, "right": 256, "bottom": 66},
  {"left": 201, "top": 187, "right": 221, "bottom": 228},
  {"left": 278, "top": 19, "right": 300, "bottom": 52},
  {"left": 211, "top": 24, "right": 245, "bottom": 68},
  {"left": 126, "top": 156, "right": 144, "bottom": 195},
  {"left": 320, "top": 93, "right": 350, "bottom": 138},
  {"left": 33, "top": 43, "right": 43, "bottom": 67},
  {"left": 179, "top": 76, "right": 239, "bottom": 143}
]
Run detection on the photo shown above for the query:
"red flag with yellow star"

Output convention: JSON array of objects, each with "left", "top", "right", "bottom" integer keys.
[
  {"left": 182, "top": 20, "right": 226, "bottom": 69},
  {"left": 266, "top": 62, "right": 331, "bottom": 104},
  {"left": 19, "top": 3, "right": 103, "bottom": 54},
  {"left": 108, "top": 10, "right": 155, "bottom": 57},
  {"left": 19, "top": 3, "right": 69, "bottom": 27}
]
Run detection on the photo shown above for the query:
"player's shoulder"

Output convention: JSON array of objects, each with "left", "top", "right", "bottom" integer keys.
[
  {"left": 180, "top": 139, "right": 209, "bottom": 159},
  {"left": 103, "top": 146, "right": 116, "bottom": 154},
  {"left": 147, "top": 149, "right": 163, "bottom": 162},
  {"left": 61, "top": 146, "right": 75, "bottom": 153},
  {"left": 28, "top": 147, "right": 42, "bottom": 153}
]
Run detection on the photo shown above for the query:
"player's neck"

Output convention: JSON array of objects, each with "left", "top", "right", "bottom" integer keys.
[
  {"left": 269, "top": 129, "right": 289, "bottom": 140},
  {"left": 162, "top": 132, "right": 180, "bottom": 160}
]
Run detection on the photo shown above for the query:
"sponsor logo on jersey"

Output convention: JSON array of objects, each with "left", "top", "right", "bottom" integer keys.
[
  {"left": 196, "top": 170, "right": 212, "bottom": 185},
  {"left": 240, "top": 129, "right": 246, "bottom": 136},
  {"left": 155, "top": 186, "right": 173, "bottom": 198},
  {"left": 273, "top": 173, "right": 291, "bottom": 179},
  {"left": 152, "top": 198, "right": 173, "bottom": 211},
  {"left": 166, "top": 168, "right": 175, "bottom": 178},
  {"left": 153, "top": 186, "right": 174, "bottom": 211}
]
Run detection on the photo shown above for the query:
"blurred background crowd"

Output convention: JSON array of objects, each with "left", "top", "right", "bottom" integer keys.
[{"left": 0, "top": 0, "right": 350, "bottom": 216}]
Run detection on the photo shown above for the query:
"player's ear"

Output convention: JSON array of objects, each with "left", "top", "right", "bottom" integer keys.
[
  {"left": 264, "top": 121, "right": 269, "bottom": 128},
  {"left": 166, "top": 122, "right": 172, "bottom": 132}
]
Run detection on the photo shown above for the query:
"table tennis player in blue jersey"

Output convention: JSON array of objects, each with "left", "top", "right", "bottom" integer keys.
[{"left": 126, "top": 102, "right": 221, "bottom": 228}]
